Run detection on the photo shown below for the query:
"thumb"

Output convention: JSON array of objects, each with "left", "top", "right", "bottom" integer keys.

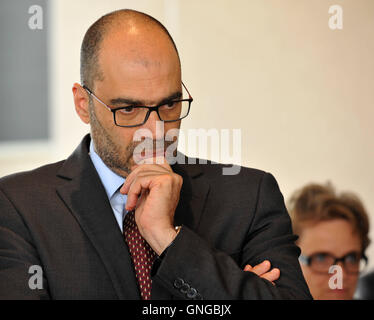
[{"left": 244, "top": 264, "right": 253, "bottom": 271}]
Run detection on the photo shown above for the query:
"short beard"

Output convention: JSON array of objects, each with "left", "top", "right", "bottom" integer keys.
[{"left": 89, "top": 101, "right": 133, "bottom": 177}]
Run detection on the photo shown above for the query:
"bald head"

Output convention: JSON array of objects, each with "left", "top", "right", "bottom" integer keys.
[{"left": 80, "top": 9, "right": 180, "bottom": 90}]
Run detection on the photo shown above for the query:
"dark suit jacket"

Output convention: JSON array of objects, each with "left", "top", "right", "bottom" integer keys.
[
  {"left": 355, "top": 270, "right": 374, "bottom": 300},
  {"left": 0, "top": 135, "right": 312, "bottom": 299}
]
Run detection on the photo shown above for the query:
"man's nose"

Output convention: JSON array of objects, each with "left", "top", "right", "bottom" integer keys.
[
  {"left": 142, "top": 110, "right": 165, "bottom": 140},
  {"left": 334, "top": 261, "right": 349, "bottom": 276}
]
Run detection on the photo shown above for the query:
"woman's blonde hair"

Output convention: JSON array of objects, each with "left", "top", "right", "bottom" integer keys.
[{"left": 288, "top": 182, "right": 370, "bottom": 252}]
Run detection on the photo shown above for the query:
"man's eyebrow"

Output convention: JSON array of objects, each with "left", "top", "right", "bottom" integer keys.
[
  {"left": 109, "top": 91, "right": 182, "bottom": 106},
  {"left": 158, "top": 91, "right": 182, "bottom": 105},
  {"left": 109, "top": 97, "right": 143, "bottom": 106}
]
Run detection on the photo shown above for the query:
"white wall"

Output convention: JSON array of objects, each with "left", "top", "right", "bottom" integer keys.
[{"left": 1, "top": 0, "right": 373, "bottom": 269}]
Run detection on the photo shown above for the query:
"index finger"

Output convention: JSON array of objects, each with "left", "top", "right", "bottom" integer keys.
[{"left": 120, "top": 158, "right": 172, "bottom": 194}]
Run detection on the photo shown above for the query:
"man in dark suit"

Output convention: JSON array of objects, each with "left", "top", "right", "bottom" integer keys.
[{"left": 0, "top": 9, "right": 312, "bottom": 299}]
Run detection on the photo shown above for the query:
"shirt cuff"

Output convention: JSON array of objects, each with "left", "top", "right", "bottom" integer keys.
[{"left": 151, "top": 226, "right": 182, "bottom": 276}]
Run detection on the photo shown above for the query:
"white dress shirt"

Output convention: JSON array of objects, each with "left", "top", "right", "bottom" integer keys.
[{"left": 89, "top": 140, "right": 128, "bottom": 232}]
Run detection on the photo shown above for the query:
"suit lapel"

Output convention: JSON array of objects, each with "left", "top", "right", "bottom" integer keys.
[
  {"left": 172, "top": 160, "right": 210, "bottom": 231},
  {"left": 56, "top": 135, "right": 140, "bottom": 299}
]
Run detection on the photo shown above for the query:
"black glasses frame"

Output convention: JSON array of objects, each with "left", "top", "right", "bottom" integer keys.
[
  {"left": 299, "top": 251, "right": 368, "bottom": 274},
  {"left": 82, "top": 83, "right": 193, "bottom": 128}
]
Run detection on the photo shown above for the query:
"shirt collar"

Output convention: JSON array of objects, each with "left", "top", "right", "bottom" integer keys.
[{"left": 89, "top": 139, "right": 126, "bottom": 200}]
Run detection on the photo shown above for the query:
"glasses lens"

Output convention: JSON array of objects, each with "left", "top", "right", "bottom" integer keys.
[
  {"left": 310, "top": 253, "right": 335, "bottom": 273},
  {"left": 306, "top": 252, "right": 367, "bottom": 274},
  {"left": 344, "top": 253, "right": 368, "bottom": 274},
  {"left": 114, "top": 101, "right": 190, "bottom": 127},
  {"left": 114, "top": 107, "right": 148, "bottom": 127},
  {"left": 344, "top": 253, "right": 361, "bottom": 273},
  {"left": 159, "top": 100, "right": 190, "bottom": 122}
]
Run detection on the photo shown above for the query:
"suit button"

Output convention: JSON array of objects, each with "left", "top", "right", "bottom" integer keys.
[
  {"left": 194, "top": 293, "right": 203, "bottom": 300},
  {"left": 180, "top": 283, "right": 190, "bottom": 294},
  {"left": 186, "top": 287, "right": 197, "bottom": 299},
  {"left": 173, "top": 278, "right": 184, "bottom": 289}
]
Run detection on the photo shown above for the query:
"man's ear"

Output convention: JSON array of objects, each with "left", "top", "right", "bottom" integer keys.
[{"left": 72, "top": 83, "right": 90, "bottom": 124}]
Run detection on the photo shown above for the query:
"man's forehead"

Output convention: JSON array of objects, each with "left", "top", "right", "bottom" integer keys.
[
  {"left": 102, "top": 22, "right": 175, "bottom": 55},
  {"left": 130, "top": 58, "right": 162, "bottom": 69},
  {"left": 99, "top": 33, "right": 179, "bottom": 77},
  {"left": 94, "top": 21, "right": 182, "bottom": 102}
]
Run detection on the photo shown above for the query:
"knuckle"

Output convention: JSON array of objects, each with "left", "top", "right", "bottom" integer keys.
[
  {"left": 172, "top": 173, "right": 183, "bottom": 186},
  {"left": 130, "top": 176, "right": 140, "bottom": 188},
  {"left": 176, "top": 174, "right": 183, "bottom": 185},
  {"left": 161, "top": 173, "right": 173, "bottom": 184}
]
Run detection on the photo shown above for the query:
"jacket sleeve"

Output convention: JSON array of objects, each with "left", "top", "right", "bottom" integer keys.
[
  {"left": 0, "top": 187, "right": 50, "bottom": 299},
  {"left": 151, "top": 172, "right": 312, "bottom": 300}
]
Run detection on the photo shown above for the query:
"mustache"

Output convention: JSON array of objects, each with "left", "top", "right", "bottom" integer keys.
[
  {"left": 130, "top": 138, "right": 178, "bottom": 166},
  {"left": 130, "top": 138, "right": 176, "bottom": 154}
]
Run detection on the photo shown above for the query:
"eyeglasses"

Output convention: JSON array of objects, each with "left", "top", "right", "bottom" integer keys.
[
  {"left": 82, "top": 83, "right": 193, "bottom": 128},
  {"left": 299, "top": 251, "right": 368, "bottom": 274}
]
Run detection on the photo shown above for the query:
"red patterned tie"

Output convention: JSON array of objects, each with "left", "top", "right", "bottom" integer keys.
[{"left": 123, "top": 210, "right": 156, "bottom": 300}]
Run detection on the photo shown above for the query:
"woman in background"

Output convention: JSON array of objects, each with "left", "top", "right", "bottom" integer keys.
[{"left": 288, "top": 183, "right": 370, "bottom": 300}]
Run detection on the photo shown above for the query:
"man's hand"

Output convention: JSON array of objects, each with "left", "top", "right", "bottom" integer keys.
[
  {"left": 120, "top": 158, "right": 182, "bottom": 255},
  {"left": 244, "top": 260, "right": 280, "bottom": 285}
]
